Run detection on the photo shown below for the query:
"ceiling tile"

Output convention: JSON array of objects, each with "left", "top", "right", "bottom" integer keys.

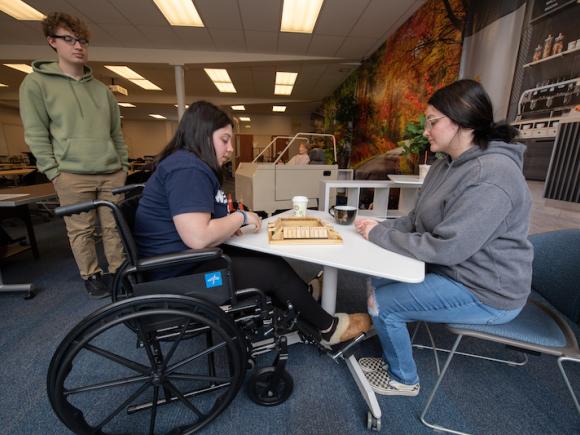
[
  {"left": 209, "top": 29, "right": 247, "bottom": 52},
  {"left": 308, "top": 35, "right": 344, "bottom": 56},
  {"left": 99, "top": 24, "right": 146, "bottom": 47},
  {"left": 315, "top": 0, "right": 371, "bottom": 36},
  {"left": 245, "top": 30, "right": 278, "bottom": 53},
  {"left": 112, "top": 0, "right": 170, "bottom": 26},
  {"left": 172, "top": 27, "right": 215, "bottom": 50},
  {"left": 239, "top": 0, "right": 282, "bottom": 32},
  {"left": 278, "top": 33, "right": 312, "bottom": 55},
  {"left": 351, "top": 0, "right": 416, "bottom": 38},
  {"left": 335, "top": 37, "right": 377, "bottom": 59},
  {"left": 196, "top": 0, "right": 243, "bottom": 30}
]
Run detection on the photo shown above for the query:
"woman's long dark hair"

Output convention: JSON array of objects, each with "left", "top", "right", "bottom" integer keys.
[
  {"left": 156, "top": 101, "right": 233, "bottom": 183},
  {"left": 428, "top": 79, "right": 518, "bottom": 149}
]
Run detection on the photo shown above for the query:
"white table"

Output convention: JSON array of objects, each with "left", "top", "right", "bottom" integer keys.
[
  {"left": 225, "top": 210, "right": 425, "bottom": 426},
  {"left": 319, "top": 178, "right": 423, "bottom": 220}
]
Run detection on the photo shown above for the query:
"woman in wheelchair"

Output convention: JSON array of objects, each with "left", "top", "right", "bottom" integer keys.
[{"left": 133, "top": 101, "right": 371, "bottom": 346}]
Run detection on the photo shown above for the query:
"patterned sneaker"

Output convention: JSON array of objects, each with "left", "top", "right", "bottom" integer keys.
[
  {"left": 358, "top": 357, "right": 387, "bottom": 373},
  {"left": 364, "top": 367, "right": 420, "bottom": 397}
]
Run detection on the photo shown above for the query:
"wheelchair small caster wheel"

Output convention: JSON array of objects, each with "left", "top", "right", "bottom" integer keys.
[
  {"left": 367, "top": 411, "right": 381, "bottom": 431},
  {"left": 247, "top": 367, "right": 293, "bottom": 406}
]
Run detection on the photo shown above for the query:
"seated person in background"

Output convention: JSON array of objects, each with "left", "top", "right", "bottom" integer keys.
[
  {"left": 134, "top": 101, "right": 370, "bottom": 345},
  {"left": 354, "top": 79, "right": 533, "bottom": 396},
  {"left": 286, "top": 143, "right": 310, "bottom": 165}
]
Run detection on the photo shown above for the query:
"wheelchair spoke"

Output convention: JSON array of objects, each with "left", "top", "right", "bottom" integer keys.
[
  {"left": 95, "top": 381, "right": 151, "bottom": 431},
  {"left": 160, "top": 319, "right": 192, "bottom": 371},
  {"left": 84, "top": 343, "right": 150, "bottom": 374},
  {"left": 64, "top": 374, "right": 151, "bottom": 396},
  {"left": 166, "top": 340, "right": 227, "bottom": 374},
  {"left": 168, "top": 372, "right": 232, "bottom": 384},
  {"left": 148, "top": 386, "right": 159, "bottom": 435},
  {"left": 164, "top": 380, "right": 205, "bottom": 419}
]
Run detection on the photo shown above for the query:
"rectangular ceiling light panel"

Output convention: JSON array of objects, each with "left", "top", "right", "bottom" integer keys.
[
  {"left": 272, "top": 106, "right": 286, "bottom": 112},
  {"left": 153, "top": 0, "right": 204, "bottom": 26},
  {"left": 105, "top": 66, "right": 162, "bottom": 90},
  {"left": 281, "top": 0, "right": 324, "bottom": 33},
  {"left": 205, "top": 68, "right": 237, "bottom": 93},
  {"left": 149, "top": 114, "right": 167, "bottom": 119},
  {"left": 275, "top": 72, "right": 297, "bottom": 86},
  {"left": 274, "top": 85, "right": 293, "bottom": 95},
  {"left": 239, "top": 116, "right": 251, "bottom": 122},
  {"left": 0, "top": 83, "right": 8, "bottom": 87},
  {"left": 231, "top": 105, "right": 245, "bottom": 111},
  {"left": 118, "top": 103, "right": 136, "bottom": 107},
  {"left": 3, "top": 63, "right": 33, "bottom": 74},
  {"left": 0, "top": 0, "right": 45, "bottom": 20}
]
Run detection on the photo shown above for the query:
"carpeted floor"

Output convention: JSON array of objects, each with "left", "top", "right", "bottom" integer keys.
[{"left": 1, "top": 217, "right": 579, "bottom": 434}]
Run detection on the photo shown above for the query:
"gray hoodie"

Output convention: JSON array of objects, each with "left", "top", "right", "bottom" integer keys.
[{"left": 369, "top": 141, "right": 533, "bottom": 310}]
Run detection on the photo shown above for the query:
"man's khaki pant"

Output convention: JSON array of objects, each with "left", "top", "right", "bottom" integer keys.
[{"left": 52, "top": 171, "right": 127, "bottom": 279}]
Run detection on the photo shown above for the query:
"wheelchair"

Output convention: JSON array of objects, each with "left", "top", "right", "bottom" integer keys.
[{"left": 47, "top": 184, "right": 320, "bottom": 434}]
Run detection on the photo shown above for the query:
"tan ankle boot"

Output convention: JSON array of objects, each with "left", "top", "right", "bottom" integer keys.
[{"left": 325, "top": 313, "right": 371, "bottom": 345}]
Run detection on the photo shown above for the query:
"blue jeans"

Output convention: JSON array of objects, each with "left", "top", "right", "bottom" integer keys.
[{"left": 367, "top": 273, "right": 522, "bottom": 385}]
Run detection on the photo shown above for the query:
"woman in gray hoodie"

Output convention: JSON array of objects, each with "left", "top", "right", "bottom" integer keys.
[{"left": 354, "top": 79, "right": 533, "bottom": 397}]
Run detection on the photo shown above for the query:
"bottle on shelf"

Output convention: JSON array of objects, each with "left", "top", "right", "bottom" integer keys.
[
  {"left": 543, "top": 34, "right": 554, "bottom": 58},
  {"left": 533, "top": 44, "right": 543, "bottom": 61},
  {"left": 552, "top": 33, "right": 565, "bottom": 55}
]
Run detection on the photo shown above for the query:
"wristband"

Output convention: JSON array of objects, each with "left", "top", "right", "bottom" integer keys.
[{"left": 237, "top": 209, "right": 248, "bottom": 226}]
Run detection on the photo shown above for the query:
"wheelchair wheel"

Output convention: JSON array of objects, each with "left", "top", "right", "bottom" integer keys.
[
  {"left": 48, "top": 294, "right": 247, "bottom": 434},
  {"left": 247, "top": 367, "right": 293, "bottom": 406}
]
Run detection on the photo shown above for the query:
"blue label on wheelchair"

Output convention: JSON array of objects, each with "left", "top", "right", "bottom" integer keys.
[{"left": 204, "top": 271, "right": 223, "bottom": 288}]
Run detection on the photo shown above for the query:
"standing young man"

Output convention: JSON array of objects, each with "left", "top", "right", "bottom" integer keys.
[{"left": 19, "top": 12, "right": 128, "bottom": 299}]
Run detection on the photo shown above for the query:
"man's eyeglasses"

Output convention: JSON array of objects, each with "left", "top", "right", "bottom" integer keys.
[
  {"left": 51, "top": 34, "right": 89, "bottom": 47},
  {"left": 425, "top": 115, "right": 446, "bottom": 130}
]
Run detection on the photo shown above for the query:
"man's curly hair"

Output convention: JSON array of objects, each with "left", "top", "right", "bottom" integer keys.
[{"left": 42, "top": 12, "right": 90, "bottom": 40}]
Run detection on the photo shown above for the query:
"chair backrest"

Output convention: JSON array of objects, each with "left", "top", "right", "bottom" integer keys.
[
  {"left": 308, "top": 148, "right": 325, "bottom": 164},
  {"left": 529, "top": 229, "right": 580, "bottom": 324},
  {"left": 112, "top": 186, "right": 145, "bottom": 267}
]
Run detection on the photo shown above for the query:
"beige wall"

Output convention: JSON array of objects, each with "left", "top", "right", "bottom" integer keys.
[
  {"left": 0, "top": 106, "right": 27, "bottom": 156},
  {"left": 1, "top": 105, "right": 311, "bottom": 160},
  {"left": 122, "top": 119, "right": 177, "bottom": 158}
]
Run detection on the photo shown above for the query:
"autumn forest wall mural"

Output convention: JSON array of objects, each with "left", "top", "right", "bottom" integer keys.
[{"left": 320, "top": 0, "right": 465, "bottom": 170}]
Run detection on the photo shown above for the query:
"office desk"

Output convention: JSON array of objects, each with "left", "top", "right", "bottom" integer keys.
[
  {"left": 0, "top": 183, "right": 57, "bottom": 298},
  {"left": 0, "top": 168, "right": 35, "bottom": 185},
  {"left": 225, "top": 210, "right": 425, "bottom": 426}
]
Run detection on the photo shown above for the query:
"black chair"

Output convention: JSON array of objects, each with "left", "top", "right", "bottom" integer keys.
[
  {"left": 419, "top": 229, "right": 580, "bottom": 434},
  {"left": 47, "top": 184, "right": 304, "bottom": 434},
  {"left": 308, "top": 148, "right": 326, "bottom": 164}
]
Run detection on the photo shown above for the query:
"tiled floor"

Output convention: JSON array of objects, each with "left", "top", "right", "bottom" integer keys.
[{"left": 527, "top": 180, "right": 580, "bottom": 234}]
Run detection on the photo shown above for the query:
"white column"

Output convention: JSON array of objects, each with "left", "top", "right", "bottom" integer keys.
[{"left": 174, "top": 64, "right": 185, "bottom": 120}]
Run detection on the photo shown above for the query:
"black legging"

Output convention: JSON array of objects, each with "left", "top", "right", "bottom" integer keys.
[{"left": 211, "top": 245, "right": 334, "bottom": 331}]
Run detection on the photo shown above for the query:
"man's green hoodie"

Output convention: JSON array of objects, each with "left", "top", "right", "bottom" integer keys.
[{"left": 19, "top": 61, "right": 128, "bottom": 180}]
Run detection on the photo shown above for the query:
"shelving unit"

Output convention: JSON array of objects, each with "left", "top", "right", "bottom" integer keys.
[{"left": 523, "top": 45, "right": 580, "bottom": 67}]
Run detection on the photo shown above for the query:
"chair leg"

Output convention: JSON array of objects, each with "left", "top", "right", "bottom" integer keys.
[
  {"left": 557, "top": 356, "right": 580, "bottom": 415},
  {"left": 413, "top": 322, "right": 528, "bottom": 368},
  {"left": 420, "top": 334, "right": 470, "bottom": 435}
]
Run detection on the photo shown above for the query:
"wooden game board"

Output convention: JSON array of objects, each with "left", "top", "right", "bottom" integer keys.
[{"left": 267, "top": 216, "right": 343, "bottom": 245}]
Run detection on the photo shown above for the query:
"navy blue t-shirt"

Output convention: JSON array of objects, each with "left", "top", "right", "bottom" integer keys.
[{"left": 134, "top": 150, "right": 228, "bottom": 277}]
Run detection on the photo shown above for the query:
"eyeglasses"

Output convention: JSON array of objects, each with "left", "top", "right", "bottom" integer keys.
[
  {"left": 51, "top": 34, "right": 89, "bottom": 47},
  {"left": 425, "top": 116, "right": 446, "bottom": 130}
]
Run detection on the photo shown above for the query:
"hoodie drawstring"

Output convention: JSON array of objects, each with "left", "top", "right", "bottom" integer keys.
[{"left": 68, "top": 81, "right": 85, "bottom": 118}]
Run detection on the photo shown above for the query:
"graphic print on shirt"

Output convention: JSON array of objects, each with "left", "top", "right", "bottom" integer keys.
[{"left": 215, "top": 189, "right": 227, "bottom": 206}]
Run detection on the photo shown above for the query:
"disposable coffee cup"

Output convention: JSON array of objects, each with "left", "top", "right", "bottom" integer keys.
[
  {"left": 292, "top": 196, "right": 308, "bottom": 217},
  {"left": 329, "top": 205, "right": 357, "bottom": 225},
  {"left": 419, "top": 164, "right": 431, "bottom": 179}
]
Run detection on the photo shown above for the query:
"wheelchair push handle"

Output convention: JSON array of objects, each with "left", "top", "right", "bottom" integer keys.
[
  {"left": 112, "top": 183, "right": 145, "bottom": 195},
  {"left": 54, "top": 200, "right": 98, "bottom": 217}
]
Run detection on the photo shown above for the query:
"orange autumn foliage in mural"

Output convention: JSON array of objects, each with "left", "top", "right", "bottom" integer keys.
[{"left": 321, "top": 0, "right": 465, "bottom": 167}]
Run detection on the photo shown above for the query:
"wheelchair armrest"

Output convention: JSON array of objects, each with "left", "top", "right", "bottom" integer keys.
[{"left": 129, "top": 248, "right": 224, "bottom": 272}]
